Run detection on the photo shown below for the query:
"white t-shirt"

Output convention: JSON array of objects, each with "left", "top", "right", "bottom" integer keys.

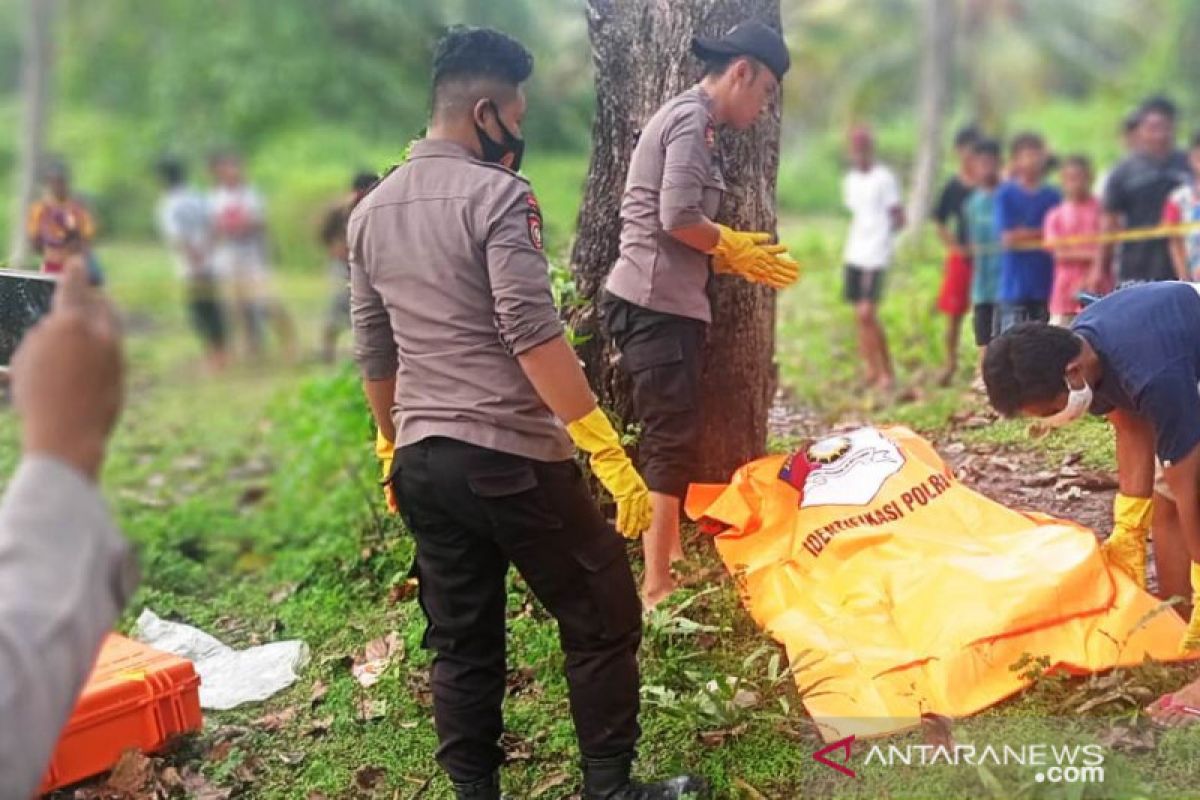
[
  {"left": 156, "top": 187, "right": 212, "bottom": 279},
  {"left": 208, "top": 185, "right": 269, "bottom": 279},
  {"left": 842, "top": 164, "right": 901, "bottom": 270}
]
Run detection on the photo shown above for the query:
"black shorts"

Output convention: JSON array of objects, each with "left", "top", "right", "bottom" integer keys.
[
  {"left": 601, "top": 294, "right": 707, "bottom": 499},
  {"left": 998, "top": 302, "right": 1049, "bottom": 335},
  {"left": 186, "top": 277, "right": 227, "bottom": 349},
  {"left": 844, "top": 265, "right": 886, "bottom": 304},
  {"left": 973, "top": 303, "right": 998, "bottom": 347}
]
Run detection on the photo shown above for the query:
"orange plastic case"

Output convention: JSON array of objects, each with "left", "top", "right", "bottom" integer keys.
[{"left": 38, "top": 634, "right": 202, "bottom": 794}]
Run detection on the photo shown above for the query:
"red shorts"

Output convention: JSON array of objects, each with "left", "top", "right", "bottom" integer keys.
[{"left": 936, "top": 250, "right": 972, "bottom": 316}]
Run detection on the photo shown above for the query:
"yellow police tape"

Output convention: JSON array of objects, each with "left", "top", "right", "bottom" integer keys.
[
  {"left": 979, "top": 220, "right": 1200, "bottom": 255},
  {"left": 685, "top": 426, "right": 1199, "bottom": 742}
]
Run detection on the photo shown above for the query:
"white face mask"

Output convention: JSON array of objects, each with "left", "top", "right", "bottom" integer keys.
[{"left": 1036, "top": 378, "right": 1093, "bottom": 430}]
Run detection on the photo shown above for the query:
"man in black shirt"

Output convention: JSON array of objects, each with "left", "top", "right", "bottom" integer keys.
[{"left": 1099, "top": 95, "right": 1192, "bottom": 286}]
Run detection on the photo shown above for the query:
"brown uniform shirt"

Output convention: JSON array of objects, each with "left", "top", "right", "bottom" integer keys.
[
  {"left": 349, "top": 139, "right": 573, "bottom": 463},
  {"left": 606, "top": 86, "right": 725, "bottom": 323}
]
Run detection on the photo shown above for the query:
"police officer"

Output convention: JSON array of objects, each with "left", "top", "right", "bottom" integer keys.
[
  {"left": 350, "top": 27, "right": 707, "bottom": 800},
  {"left": 603, "top": 21, "right": 798, "bottom": 606}
]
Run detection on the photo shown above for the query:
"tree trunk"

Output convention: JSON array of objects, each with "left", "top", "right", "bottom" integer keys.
[
  {"left": 7, "top": 0, "right": 55, "bottom": 268},
  {"left": 906, "top": 0, "right": 956, "bottom": 233},
  {"left": 570, "top": 0, "right": 782, "bottom": 484}
]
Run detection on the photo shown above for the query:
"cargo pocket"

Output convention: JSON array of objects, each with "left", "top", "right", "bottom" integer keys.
[
  {"left": 466, "top": 457, "right": 564, "bottom": 534},
  {"left": 571, "top": 531, "right": 641, "bottom": 642},
  {"left": 623, "top": 335, "right": 694, "bottom": 414}
]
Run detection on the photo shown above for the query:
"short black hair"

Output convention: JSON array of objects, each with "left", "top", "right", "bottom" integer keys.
[
  {"left": 156, "top": 157, "right": 186, "bottom": 186},
  {"left": 1138, "top": 94, "right": 1178, "bottom": 122},
  {"left": 1061, "top": 154, "right": 1092, "bottom": 174},
  {"left": 701, "top": 53, "right": 761, "bottom": 78},
  {"left": 432, "top": 26, "right": 533, "bottom": 113},
  {"left": 983, "top": 323, "right": 1083, "bottom": 417},
  {"left": 954, "top": 124, "right": 982, "bottom": 149},
  {"left": 352, "top": 171, "right": 377, "bottom": 193},
  {"left": 1009, "top": 131, "right": 1045, "bottom": 156},
  {"left": 972, "top": 137, "right": 1001, "bottom": 159}
]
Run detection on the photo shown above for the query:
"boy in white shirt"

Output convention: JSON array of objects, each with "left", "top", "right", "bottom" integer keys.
[{"left": 842, "top": 126, "right": 904, "bottom": 392}]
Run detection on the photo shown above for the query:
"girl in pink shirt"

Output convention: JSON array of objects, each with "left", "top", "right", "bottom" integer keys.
[{"left": 1043, "top": 156, "right": 1110, "bottom": 325}]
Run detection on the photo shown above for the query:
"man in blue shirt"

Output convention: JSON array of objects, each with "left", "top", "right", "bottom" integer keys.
[
  {"left": 981, "top": 282, "right": 1200, "bottom": 722},
  {"left": 994, "top": 132, "right": 1062, "bottom": 333}
]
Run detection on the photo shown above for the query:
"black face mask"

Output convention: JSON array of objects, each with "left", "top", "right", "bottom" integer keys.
[{"left": 474, "top": 101, "right": 525, "bottom": 172}]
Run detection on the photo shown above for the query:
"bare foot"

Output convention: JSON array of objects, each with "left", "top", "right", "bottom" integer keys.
[
  {"left": 1150, "top": 680, "right": 1200, "bottom": 727},
  {"left": 642, "top": 574, "right": 677, "bottom": 610},
  {"left": 874, "top": 375, "right": 896, "bottom": 393},
  {"left": 936, "top": 365, "right": 956, "bottom": 388}
]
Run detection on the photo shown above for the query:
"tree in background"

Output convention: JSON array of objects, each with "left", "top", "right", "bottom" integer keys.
[
  {"left": 570, "top": 0, "right": 782, "bottom": 483},
  {"left": 906, "top": 0, "right": 957, "bottom": 232},
  {"left": 7, "top": 0, "right": 55, "bottom": 267}
]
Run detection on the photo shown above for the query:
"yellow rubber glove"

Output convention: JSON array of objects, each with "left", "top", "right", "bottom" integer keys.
[
  {"left": 710, "top": 225, "right": 799, "bottom": 289},
  {"left": 1101, "top": 493, "right": 1152, "bottom": 589},
  {"left": 375, "top": 428, "right": 398, "bottom": 514},
  {"left": 566, "top": 407, "right": 652, "bottom": 539},
  {"left": 1183, "top": 562, "right": 1200, "bottom": 653}
]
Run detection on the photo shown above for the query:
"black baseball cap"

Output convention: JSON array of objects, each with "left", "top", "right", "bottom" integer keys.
[{"left": 692, "top": 20, "right": 790, "bottom": 82}]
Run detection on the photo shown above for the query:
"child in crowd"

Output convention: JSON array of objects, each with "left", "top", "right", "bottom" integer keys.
[
  {"left": 1163, "top": 131, "right": 1200, "bottom": 282},
  {"left": 208, "top": 151, "right": 296, "bottom": 361},
  {"left": 842, "top": 126, "right": 904, "bottom": 393},
  {"left": 933, "top": 125, "right": 981, "bottom": 386},
  {"left": 25, "top": 160, "right": 98, "bottom": 280},
  {"left": 1043, "top": 155, "right": 1107, "bottom": 325},
  {"left": 994, "top": 132, "right": 1061, "bottom": 333},
  {"left": 964, "top": 138, "right": 1003, "bottom": 371}
]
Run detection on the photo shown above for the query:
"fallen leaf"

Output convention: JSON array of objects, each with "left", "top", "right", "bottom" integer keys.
[
  {"left": 206, "top": 739, "right": 234, "bottom": 763},
  {"left": 920, "top": 713, "right": 955, "bottom": 749},
  {"left": 500, "top": 731, "right": 535, "bottom": 761},
  {"left": 356, "top": 697, "right": 389, "bottom": 722},
  {"left": 352, "top": 632, "right": 404, "bottom": 688},
  {"left": 254, "top": 706, "right": 298, "bottom": 732},
  {"left": 182, "top": 768, "right": 234, "bottom": 800},
  {"left": 104, "top": 749, "right": 153, "bottom": 793},
  {"left": 270, "top": 583, "right": 297, "bottom": 604},
  {"left": 1097, "top": 723, "right": 1157, "bottom": 753},
  {"left": 731, "top": 688, "right": 760, "bottom": 710},
  {"left": 698, "top": 723, "right": 748, "bottom": 747},
  {"left": 238, "top": 484, "right": 269, "bottom": 508},
  {"left": 305, "top": 715, "right": 335, "bottom": 737},
  {"left": 310, "top": 679, "right": 329, "bottom": 706},
  {"left": 354, "top": 765, "right": 388, "bottom": 791},
  {"left": 279, "top": 750, "right": 307, "bottom": 766},
  {"left": 532, "top": 770, "right": 571, "bottom": 797},
  {"left": 388, "top": 577, "right": 419, "bottom": 604}
]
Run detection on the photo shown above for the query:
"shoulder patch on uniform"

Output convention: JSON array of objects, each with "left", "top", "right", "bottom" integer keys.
[{"left": 526, "top": 192, "right": 544, "bottom": 251}]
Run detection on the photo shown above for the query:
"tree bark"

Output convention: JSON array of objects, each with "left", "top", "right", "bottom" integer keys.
[
  {"left": 906, "top": 0, "right": 956, "bottom": 233},
  {"left": 570, "top": 0, "right": 782, "bottom": 484},
  {"left": 8, "top": 0, "right": 55, "bottom": 268}
]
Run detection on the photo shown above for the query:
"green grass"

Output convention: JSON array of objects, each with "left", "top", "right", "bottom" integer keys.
[{"left": 33, "top": 237, "right": 1200, "bottom": 799}]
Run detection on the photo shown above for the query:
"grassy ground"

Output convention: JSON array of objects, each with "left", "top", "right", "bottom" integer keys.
[{"left": 34, "top": 233, "right": 1200, "bottom": 799}]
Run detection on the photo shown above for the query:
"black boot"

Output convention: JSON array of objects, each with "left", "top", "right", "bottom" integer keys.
[
  {"left": 582, "top": 753, "right": 709, "bottom": 800},
  {"left": 453, "top": 771, "right": 504, "bottom": 800}
]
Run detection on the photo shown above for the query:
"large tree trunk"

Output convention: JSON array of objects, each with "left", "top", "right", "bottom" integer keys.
[
  {"left": 906, "top": 0, "right": 956, "bottom": 233},
  {"left": 7, "top": 0, "right": 55, "bottom": 268},
  {"left": 571, "top": 0, "right": 782, "bottom": 484}
]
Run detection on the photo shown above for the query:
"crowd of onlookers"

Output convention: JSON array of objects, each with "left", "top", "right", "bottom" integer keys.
[
  {"left": 840, "top": 94, "right": 1199, "bottom": 394},
  {"left": 22, "top": 153, "right": 380, "bottom": 371}
]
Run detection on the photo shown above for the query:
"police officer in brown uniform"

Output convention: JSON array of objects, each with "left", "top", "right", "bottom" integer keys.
[
  {"left": 350, "top": 27, "right": 707, "bottom": 800},
  {"left": 604, "top": 21, "right": 798, "bottom": 606}
]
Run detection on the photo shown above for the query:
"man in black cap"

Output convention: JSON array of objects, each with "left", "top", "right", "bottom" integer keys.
[{"left": 604, "top": 19, "right": 797, "bottom": 606}]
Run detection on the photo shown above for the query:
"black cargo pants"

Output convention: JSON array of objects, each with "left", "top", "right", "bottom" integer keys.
[
  {"left": 601, "top": 293, "right": 708, "bottom": 499},
  {"left": 391, "top": 437, "right": 643, "bottom": 783}
]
